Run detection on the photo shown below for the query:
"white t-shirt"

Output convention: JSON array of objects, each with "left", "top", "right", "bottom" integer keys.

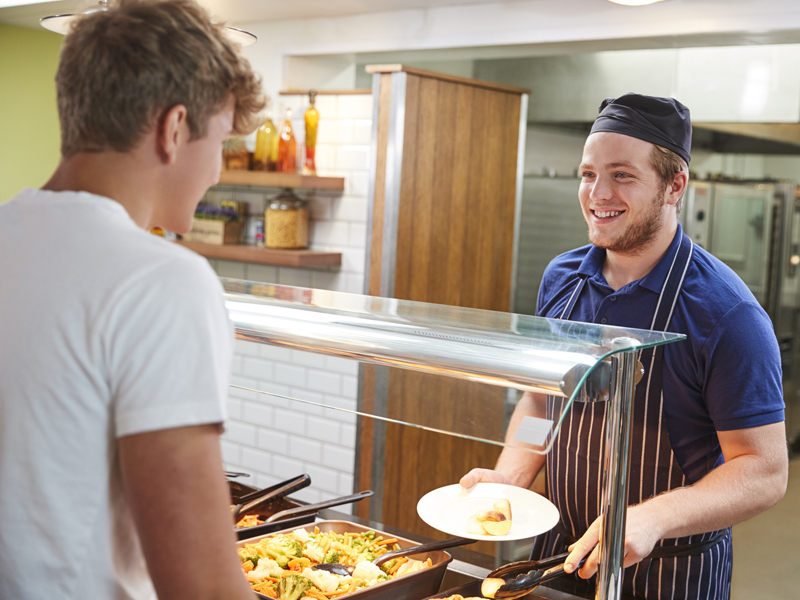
[{"left": 0, "top": 189, "right": 232, "bottom": 599}]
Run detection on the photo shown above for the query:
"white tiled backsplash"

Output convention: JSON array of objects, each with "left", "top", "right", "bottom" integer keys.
[{"left": 204, "top": 94, "right": 373, "bottom": 508}]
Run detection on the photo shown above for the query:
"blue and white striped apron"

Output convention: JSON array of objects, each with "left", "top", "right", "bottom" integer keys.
[{"left": 530, "top": 233, "right": 733, "bottom": 600}]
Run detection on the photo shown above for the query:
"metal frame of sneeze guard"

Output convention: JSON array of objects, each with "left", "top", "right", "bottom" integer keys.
[{"left": 221, "top": 280, "right": 685, "bottom": 600}]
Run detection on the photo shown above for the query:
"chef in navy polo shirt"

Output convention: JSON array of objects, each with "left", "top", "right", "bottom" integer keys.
[{"left": 462, "top": 93, "right": 788, "bottom": 600}]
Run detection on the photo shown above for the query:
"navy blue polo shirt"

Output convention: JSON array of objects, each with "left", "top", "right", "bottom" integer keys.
[{"left": 536, "top": 224, "right": 785, "bottom": 484}]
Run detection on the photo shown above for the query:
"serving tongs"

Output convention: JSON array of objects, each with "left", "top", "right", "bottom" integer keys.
[
  {"left": 264, "top": 489, "right": 374, "bottom": 523},
  {"left": 314, "top": 536, "right": 475, "bottom": 576},
  {"left": 481, "top": 552, "right": 587, "bottom": 600},
  {"left": 231, "top": 473, "right": 311, "bottom": 524}
]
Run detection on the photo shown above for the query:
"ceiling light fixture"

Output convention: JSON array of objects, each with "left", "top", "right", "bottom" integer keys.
[
  {"left": 40, "top": 1, "right": 256, "bottom": 46},
  {"left": 0, "top": 0, "right": 53, "bottom": 8},
  {"left": 606, "top": 0, "right": 668, "bottom": 5}
]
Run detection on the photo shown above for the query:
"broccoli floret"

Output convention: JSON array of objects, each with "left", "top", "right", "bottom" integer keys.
[
  {"left": 267, "top": 536, "right": 303, "bottom": 559},
  {"left": 323, "top": 550, "right": 341, "bottom": 564},
  {"left": 354, "top": 550, "right": 376, "bottom": 563},
  {"left": 277, "top": 574, "right": 310, "bottom": 600},
  {"left": 261, "top": 549, "right": 289, "bottom": 568},
  {"left": 237, "top": 549, "right": 262, "bottom": 565}
]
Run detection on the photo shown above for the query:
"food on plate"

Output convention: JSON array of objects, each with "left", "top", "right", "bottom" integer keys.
[
  {"left": 239, "top": 527, "right": 432, "bottom": 598},
  {"left": 439, "top": 596, "right": 485, "bottom": 600},
  {"left": 481, "top": 576, "right": 506, "bottom": 598},
  {"left": 466, "top": 499, "right": 513, "bottom": 536}
]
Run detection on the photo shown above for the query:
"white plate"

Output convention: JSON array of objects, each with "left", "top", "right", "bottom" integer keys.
[{"left": 417, "top": 483, "right": 559, "bottom": 542}]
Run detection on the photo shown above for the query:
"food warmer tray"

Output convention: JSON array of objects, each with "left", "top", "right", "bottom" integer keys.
[
  {"left": 239, "top": 520, "right": 453, "bottom": 600},
  {"left": 228, "top": 480, "right": 316, "bottom": 541}
]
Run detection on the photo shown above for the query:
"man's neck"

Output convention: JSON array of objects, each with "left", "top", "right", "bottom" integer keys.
[
  {"left": 601, "top": 220, "right": 678, "bottom": 291},
  {"left": 42, "top": 149, "right": 160, "bottom": 230}
]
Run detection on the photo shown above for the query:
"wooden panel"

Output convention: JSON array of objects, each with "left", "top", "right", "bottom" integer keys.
[
  {"left": 427, "top": 80, "right": 458, "bottom": 306},
  {"left": 175, "top": 241, "right": 341, "bottom": 267},
  {"left": 443, "top": 85, "right": 475, "bottom": 308},
  {"left": 368, "top": 73, "right": 393, "bottom": 297},
  {"left": 365, "top": 64, "right": 530, "bottom": 95},
  {"left": 355, "top": 364, "right": 375, "bottom": 520},
  {"left": 406, "top": 75, "right": 438, "bottom": 302},
  {"left": 382, "top": 374, "right": 504, "bottom": 555},
  {"left": 393, "top": 73, "right": 420, "bottom": 300},
  {"left": 364, "top": 67, "right": 524, "bottom": 550},
  {"left": 217, "top": 170, "right": 344, "bottom": 190},
  {"left": 460, "top": 86, "right": 489, "bottom": 309}
]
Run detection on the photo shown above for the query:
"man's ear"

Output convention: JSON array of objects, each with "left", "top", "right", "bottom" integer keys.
[
  {"left": 667, "top": 171, "right": 689, "bottom": 206},
  {"left": 157, "top": 104, "right": 189, "bottom": 165}
]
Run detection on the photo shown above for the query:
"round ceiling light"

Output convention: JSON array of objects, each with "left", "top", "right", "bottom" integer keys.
[
  {"left": 606, "top": 0, "right": 668, "bottom": 5},
  {"left": 40, "top": 1, "right": 256, "bottom": 46}
]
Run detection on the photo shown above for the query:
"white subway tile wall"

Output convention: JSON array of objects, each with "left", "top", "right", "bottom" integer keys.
[{"left": 206, "top": 94, "right": 372, "bottom": 509}]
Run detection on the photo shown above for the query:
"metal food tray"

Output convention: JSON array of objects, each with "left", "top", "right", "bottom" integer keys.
[
  {"left": 229, "top": 480, "right": 316, "bottom": 541},
  {"left": 238, "top": 520, "right": 454, "bottom": 600}
]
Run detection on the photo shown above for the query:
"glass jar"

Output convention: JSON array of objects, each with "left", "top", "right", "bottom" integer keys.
[{"left": 266, "top": 189, "right": 309, "bottom": 249}]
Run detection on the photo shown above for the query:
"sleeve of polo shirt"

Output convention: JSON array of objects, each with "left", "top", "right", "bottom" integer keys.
[
  {"left": 105, "top": 254, "right": 233, "bottom": 438},
  {"left": 701, "top": 299, "right": 785, "bottom": 431}
]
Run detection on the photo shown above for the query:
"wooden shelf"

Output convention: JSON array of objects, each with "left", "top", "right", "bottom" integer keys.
[
  {"left": 177, "top": 241, "right": 341, "bottom": 268},
  {"left": 217, "top": 170, "right": 345, "bottom": 191}
]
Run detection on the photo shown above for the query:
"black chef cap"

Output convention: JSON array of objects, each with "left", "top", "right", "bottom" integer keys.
[{"left": 590, "top": 93, "right": 692, "bottom": 164}]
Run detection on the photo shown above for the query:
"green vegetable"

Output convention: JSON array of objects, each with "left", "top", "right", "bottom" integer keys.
[
  {"left": 381, "top": 559, "right": 396, "bottom": 573},
  {"left": 261, "top": 536, "right": 303, "bottom": 567},
  {"left": 277, "top": 575, "right": 310, "bottom": 600},
  {"left": 262, "top": 548, "right": 290, "bottom": 569},
  {"left": 354, "top": 550, "right": 376, "bottom": 563},
  {"left": 323, "top": 550, "right": 341, "bottom": 564}
]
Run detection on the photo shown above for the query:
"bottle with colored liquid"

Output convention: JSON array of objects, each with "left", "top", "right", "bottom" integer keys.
[
  {"left": 253, "top": 113, "right": 279, "bottom": 171},
  {"left": 302, "top": 91, "right": 319, "bottom": 175},
  {"left": 276, "top": 107, "right": 296, "bottom": 173}
]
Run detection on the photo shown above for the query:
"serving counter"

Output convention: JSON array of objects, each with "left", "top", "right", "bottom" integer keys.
[{"left": 222, "top": 279, "right": 684, "bottom": 600}]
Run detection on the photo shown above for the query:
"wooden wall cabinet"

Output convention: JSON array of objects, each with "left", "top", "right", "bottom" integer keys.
[{"left": 357, "top": 64, "right": 529, "bottom": 550}]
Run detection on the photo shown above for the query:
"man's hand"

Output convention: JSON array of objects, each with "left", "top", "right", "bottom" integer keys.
[
  {"left": 564, "top": 503, "right": 663, "bottom": 578},
  {"left": 460, "top": 468, "right": 514, "bottom": 489}
]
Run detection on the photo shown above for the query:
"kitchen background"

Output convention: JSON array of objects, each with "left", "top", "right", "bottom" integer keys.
[{"left": 2, "top": 1, "right": 800, "bottom": 598}]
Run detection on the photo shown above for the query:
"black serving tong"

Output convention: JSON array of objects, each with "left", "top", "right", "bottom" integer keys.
[
  {"left": 481, "top": 552, "right": 588, "bottom": 600},
  {"left": 264, "top": 489, "right": 374, "bottom": 523},
  {"left": 314, "top": 536, "right": 475, "bottom": 576},
  {"left": 231, "top": 473, "right": 311, "bottom": 523}
]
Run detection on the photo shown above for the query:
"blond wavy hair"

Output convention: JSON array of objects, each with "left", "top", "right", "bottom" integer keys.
[
  {"left": 650, "top": 144, "right": 689, "bottom": 214},
  {"left": 56, "top": 0, "right": 265, "bottom": 157}
]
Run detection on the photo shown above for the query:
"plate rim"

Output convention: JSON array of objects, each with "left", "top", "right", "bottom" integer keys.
[{"left": 416, "top": 482, "right": 559, "bottom": 542}]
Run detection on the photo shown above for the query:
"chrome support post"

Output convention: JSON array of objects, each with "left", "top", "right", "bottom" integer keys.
[{"left": 596, "top": 350, "right": 637, "bottom": 600}]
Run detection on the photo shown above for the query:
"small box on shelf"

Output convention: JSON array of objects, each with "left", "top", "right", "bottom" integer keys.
[{"left": 183, "top": 219, "right": 242, "bottom": 245}]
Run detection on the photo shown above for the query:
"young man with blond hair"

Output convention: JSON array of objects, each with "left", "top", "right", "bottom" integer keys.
[{"left": 0, "top": 1, "right": 264, "bottom": 598}]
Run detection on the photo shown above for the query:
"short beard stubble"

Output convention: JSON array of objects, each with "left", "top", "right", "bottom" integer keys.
[{"left": 588, "top": 187, "right": 667, "bottom": 255}]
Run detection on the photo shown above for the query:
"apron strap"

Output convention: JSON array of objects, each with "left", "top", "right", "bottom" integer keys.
[
  {"left": 650, "top": 232, "right": 694, "bottom": 333},
  {"left": 560, "top": 276, "right": 587, "bottom": 320}
]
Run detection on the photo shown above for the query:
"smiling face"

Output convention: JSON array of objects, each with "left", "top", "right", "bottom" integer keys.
[{"left": 578, "top": 132, "right": 674, "bottom": 255}]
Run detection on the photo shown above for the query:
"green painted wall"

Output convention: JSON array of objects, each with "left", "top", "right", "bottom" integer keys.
[{"left": 0, "top": 23, "right": 62, "bottom": 204}]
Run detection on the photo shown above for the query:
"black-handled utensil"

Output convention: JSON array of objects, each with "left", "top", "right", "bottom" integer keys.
[
  {"left": 225, "top": 471, "right": 251, "bottom": 479},
  {"left": 264, "top": 489, "right": 374, "bottom": 523},
  {"left": 232, "top": 473, "right": 311, "bottom": 523},
  {"left": 314, "top": 536, "right": 475, "bottom": 576},
  {"left": 481, "top": 552, "right": 587, "bottom": 599}
]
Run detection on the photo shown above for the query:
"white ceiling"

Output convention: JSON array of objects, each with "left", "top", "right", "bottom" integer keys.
[{"left": 0, "top": 0, "right": 496, "bottom": 28}]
